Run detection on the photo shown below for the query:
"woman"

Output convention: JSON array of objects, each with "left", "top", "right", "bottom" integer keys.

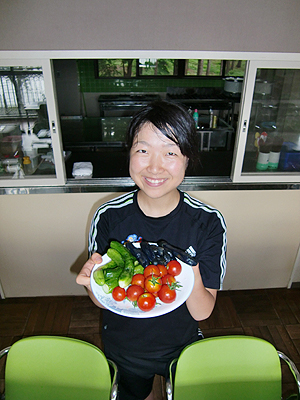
[{"left": 76, "top": 100, "right": 227, "bottom": 400}]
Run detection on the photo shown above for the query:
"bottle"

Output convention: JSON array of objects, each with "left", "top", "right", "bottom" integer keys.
[
  {"left": 212, "top": 115, "right": 218, "bottom": 129},
  {"left": 256, "top": 136, "right": 271, "bottom": 171},
  {"left": 268, "top": 135, "right": 284, "bottom": 170},
  {"left": 209, "top": 107, "right": 214, "bottom": 128},
  {"left": 193, "top": 109, "right": 199, "bottom": 129},
  {"left": 23, "top": 156, "right": 33, "bottom": 175}
]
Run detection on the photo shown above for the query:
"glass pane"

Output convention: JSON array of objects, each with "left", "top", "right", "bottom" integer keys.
[
  {"left": 224, "top": 60, "right": 246, "bottom": 77},
  {"left": 0, "top": 65, "right": 56, "bottom": 181},
  {"left": 138, "top": 59, "right": 177, "bottom": 76},
  {"left": 185, "top": 60, "right": 222, "bottom": 76},
  {"left": 242, "top": 68, "right": 300, "bottom": 174},
  {"left": 97, "top": 59, "right": 136, "bottom": 78}
]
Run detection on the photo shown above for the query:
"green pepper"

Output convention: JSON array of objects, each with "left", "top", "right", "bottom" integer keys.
[{"left": 133, "top": 264, "right": 144, "bottom": 275}]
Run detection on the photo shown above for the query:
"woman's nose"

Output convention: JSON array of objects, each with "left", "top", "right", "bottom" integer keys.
[{"left": 147, "top": 153, "right": 164, "bottom": 174}]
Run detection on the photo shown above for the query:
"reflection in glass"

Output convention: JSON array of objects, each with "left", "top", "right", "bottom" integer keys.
[
  {"left": 242, "top": 69, "right": 300, "bottom": 174},
  {"left": 0, "top": 66, "right": 56, "bottom": 180}
]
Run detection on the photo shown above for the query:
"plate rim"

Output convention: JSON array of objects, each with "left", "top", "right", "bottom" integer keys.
[{"left": 90, "top": 246, "right": 195, "bottom": 318}]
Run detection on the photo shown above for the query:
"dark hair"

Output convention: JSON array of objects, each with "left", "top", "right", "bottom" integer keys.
[{"left": 126, "top": 100, "right": 199, "bottom": 168}]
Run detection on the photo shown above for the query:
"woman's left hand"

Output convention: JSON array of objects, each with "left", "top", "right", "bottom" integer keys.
[{"left": 185, "top": 264, "right": 217, "bottom": 321}]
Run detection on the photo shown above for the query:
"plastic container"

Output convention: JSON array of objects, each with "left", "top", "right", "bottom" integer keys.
[
  {"left": 0, "top": 135, "right": 22, "bottom": 157},
  {"left": 278, "top": 142, "right": 300, "bottom": 171},
  {"left": 256, "top": 152, "right": 270, "bottom": 171},
  {"left": 268, "top": 151, "right": 280, "bottom": 170},
  {"left": 72, "top": 162, "right": 93, "bottom": 178}
]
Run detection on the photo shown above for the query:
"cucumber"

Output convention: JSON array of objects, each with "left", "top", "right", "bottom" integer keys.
[
  {"left": 100, "top": 260, "right": 117, "bottom": 270},
  {"left": 102, "top": 277, "right": 119, "bottom": 294},
  {"left": 103, "top": 266, "right": 123, "bottom": 280},
  {"left": 107, "top": 248, "right": 125, "bottom": 268},
  {"left": 118, "top": 258, "right": 134, "bottom": 288},
  {"left": 93, "top": 267, "right": 105, "bottom": 286},
  {"left": 110, "top": 240, "right": 133, "bottom": 260}
]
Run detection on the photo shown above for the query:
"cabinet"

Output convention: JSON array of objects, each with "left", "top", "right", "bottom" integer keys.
[
  {"left": 0, "top": 59, "right": 66, "bottom": 187},
  {"left": 1, "top": 55, "right": 300, "bottom": 188},
  {"left": 232, "top": 60, "right": 300, "bottom": 183}
]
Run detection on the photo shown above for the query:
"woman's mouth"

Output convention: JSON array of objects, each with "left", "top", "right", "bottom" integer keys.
[{"left": 144, "top": 177, "right": 167, "bottom": 186}]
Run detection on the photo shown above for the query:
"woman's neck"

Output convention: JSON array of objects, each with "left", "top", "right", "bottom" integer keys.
[{"left": 137, "top": 190, "right": 180, "bottom": 218}]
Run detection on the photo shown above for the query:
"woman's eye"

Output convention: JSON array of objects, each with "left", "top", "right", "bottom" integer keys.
[
  {"left": 137, "top": 149, "right": 147, "bottom": 153},
  {"left": 167, "top": 152, "right": 177, "bottom": 156}
]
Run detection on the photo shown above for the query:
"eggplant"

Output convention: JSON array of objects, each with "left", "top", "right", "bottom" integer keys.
[
  {"left": 140, "top": 240, "right": 156, "bottom": 263},
  {"left": 162, "top": 249, "right": 173, "bottom": 264},
  {"left": 125, "top": 242, "right": 150, "bottom": 268},
  {"left": 152, "top": 255, "right": 167, "bottom": 265},
  {"left": 157, "top": 240, "right": 197, "bottom": 266}
]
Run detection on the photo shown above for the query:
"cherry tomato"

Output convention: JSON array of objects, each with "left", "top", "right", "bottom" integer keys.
[
  {"left": 112, "top": 286, "right": 126, "bottom": 302},
  {"left": 137, "top": 292, "right": 156, "bottom": 312},
  {"left": 167, "top": 260, "right": 182, "bottom": 276},
  {"left": 131, "top": 274, "right": 145, "bottom": 288},
  {"left": 161, "top": 274, "right": 177, "bottom": 285},
  {"left": 158, "top": 284, "right": 176, "bottom": 303},
  {"left": 144, "top": 265, "right": 160, "bottom": 277},
  {"left": 156, "top": 264, "right": 168, "bottom": 277},
  {"left": 144, "top": 274, "right": 162, "bottom": 293},
  {"left": 126, "top": 285, "right": 144, "bottom": 302}
]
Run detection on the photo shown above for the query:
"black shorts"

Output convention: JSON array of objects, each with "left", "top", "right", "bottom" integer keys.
[
  {"left": 104, "top": 329, "right": 203, "bottom": 400},
  {"left": 105, "top": 347, "right": 171, "bottom": 400}
]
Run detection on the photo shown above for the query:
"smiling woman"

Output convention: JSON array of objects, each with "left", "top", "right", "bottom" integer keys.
[{"left": 76, "top": 100, "right": 227, "bottom": 400}]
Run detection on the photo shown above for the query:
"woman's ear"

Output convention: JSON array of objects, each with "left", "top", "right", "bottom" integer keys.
[{"left": 185, "top": 158, "right": 189, "bottom": 170}]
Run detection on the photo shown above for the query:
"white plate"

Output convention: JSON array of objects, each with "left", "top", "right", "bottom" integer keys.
[{"left": 90, "top": 252, "right": 195, "bottom": 318}]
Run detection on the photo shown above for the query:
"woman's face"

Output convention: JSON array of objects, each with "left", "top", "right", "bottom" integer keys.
[{"left": 129, "top": 123, "right": 188, "bottom": 202}]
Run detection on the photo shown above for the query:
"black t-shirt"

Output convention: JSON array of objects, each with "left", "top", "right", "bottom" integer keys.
[{"left": 89, "top": 190, "right": 227, "bottom": 355}]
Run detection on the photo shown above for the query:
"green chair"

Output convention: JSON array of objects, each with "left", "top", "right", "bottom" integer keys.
[
  {"left": 0, "top": 335, "right": 118, "bottom": 400},
  {"left": 166, "top": 335, "right": 300, "bottom": 400}
]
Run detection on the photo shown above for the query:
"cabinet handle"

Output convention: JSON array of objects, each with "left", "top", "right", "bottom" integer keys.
[
  {"left": 242, "top": 119, "right": 247, "bottom": 132},
  {"left": 51, "top": 121, "right": 56, "bottom": 134}
]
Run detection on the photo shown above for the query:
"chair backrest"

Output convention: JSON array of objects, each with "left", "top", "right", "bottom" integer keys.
[
  {"left": 4, "top": 336, "right": 114, "bottom": 400},
  {"left": 171, "top": 335, "right": 282, "bottom": 400}
]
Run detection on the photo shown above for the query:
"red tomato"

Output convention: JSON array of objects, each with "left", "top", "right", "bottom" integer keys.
[
  {"left": 161, "top": 274, "right": 177, "bottom": 285},
  {"left": 144, "top": 265, "right": 160, "bottom": 277},
  {"left": 137, "top": 292, "right": 156, "bottom": 312},
  {"left": 126, "top": 285, "right": 144, "bottom": 302},
  {"left": 112, "top": 286, "right": 126, "bottom": 302},
  {"left": 157, "top": 264, "right": 168, "bottom": 277},
  {"left": 158, "top": 284, "right": 176, "bottom": 303},
  {"left": 131, "top": 274, "right": 145, "bottom": 288},
  {"left": 167, "top": 260, "right": 182, "bottom": 276},
  {"left": 144, "top": 274, "right": 162, "bottom": 293}
]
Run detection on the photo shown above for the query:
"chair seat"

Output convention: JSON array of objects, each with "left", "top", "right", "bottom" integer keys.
[
  {"left": 1, "top": 336, "right": 117, "bottom": 400},
  {"left": 167, "top": 335, "right": 300, "bottom": 400}
]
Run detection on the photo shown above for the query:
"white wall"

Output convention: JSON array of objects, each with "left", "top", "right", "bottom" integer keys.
[
  {"left": 0, "top": 0, "right": 300, "bottom": 298},
  {"left": 0, "top": 190, "right": 299, "bottom": 297},
  {"left": 0, "top": 0, "right": 300, "bottom": 53}
]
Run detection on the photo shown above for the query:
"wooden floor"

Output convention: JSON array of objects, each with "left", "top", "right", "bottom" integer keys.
[{"left": 1, "top": 288, "right": 300, "bottom": 399}]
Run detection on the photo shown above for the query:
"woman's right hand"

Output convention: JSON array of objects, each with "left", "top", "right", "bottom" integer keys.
[{"left": 76, "top": 253, "right": 103, "bottom": 291}]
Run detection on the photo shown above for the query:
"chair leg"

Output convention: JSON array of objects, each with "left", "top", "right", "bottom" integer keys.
[{"left": 278, "top": 351, "right": 300, "bottom": 399}]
